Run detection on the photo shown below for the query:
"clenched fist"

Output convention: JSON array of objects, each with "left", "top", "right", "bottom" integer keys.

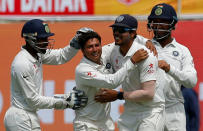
[
  {"left": 158, "top": 60, "right": 170, "bottom": 72},
  {"left": 94, "top": 88, "right": 119, "bottom": 103}
]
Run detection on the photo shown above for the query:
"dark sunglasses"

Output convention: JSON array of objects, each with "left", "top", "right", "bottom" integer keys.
[{"left": 112, "top": 27, "right": 135, "bottom": 33}]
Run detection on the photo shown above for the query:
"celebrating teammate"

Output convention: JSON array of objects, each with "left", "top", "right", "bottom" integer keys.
[
  {"left": 94, "top": 14, "right": 169, "bottom": 131},
  {"left": 73, "top": 30, "right": 151, "bottom": 130},
  {"left": 3, "top": 19, "right": 88, "bottom": 131},
  {"left": 147, "top": 3, "right": 197, "bottom": 131}
]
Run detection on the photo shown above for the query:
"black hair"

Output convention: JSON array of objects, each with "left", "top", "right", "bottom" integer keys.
[{"left": 78, "top": 31, "right": 101, "bottom": 49}]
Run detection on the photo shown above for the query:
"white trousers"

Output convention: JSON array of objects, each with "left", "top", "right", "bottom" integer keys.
[
  {"left": 118, "top": 109, "right": 165, "bottom": 131},
  {"left": 73, "top": 116, "right": 115, "bottom": 131},
  {"left": 164, "top": 103, "right": 186, "bottom": 131},
  {"left": 4, "top": 106, "right": 41, "bottom": 131}
]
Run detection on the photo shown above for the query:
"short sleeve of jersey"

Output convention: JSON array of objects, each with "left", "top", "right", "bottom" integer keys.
[
  {"left": 138, "top": 53, "right": 157, "bottom": 83},
  {"left": 102, "top": 43, "right": 115, "bottom": 61}
]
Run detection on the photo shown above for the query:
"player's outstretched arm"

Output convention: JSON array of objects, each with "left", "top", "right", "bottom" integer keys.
[{"left": 42, "top": 27, "right": 94, "bottom": 65}]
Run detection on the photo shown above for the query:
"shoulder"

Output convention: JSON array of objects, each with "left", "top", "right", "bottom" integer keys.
[
  {"left": 76, "top": 61, "right": 94, "bottom": 74},
  {"left": 12, "top": 52, "right": 34, "bottom": 77},
  {"left": 102, "top": 42, "right": 115, "bottom": 52},
  {"left": 174, "top": 40, "right": 191, "bottom": 54},
  {"left": 136, "top": 42, "right": 151, "bottom": 53},
  {"left": 136, "top": 35, "right": 149, "bottom": 45},
  {"left": 12, "top": 51, "right": 31, "bottom": 69}
]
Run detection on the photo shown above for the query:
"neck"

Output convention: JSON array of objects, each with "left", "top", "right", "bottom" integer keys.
[
  {"left": 84, "top": 56, "right": 101, "bottom": 65},
  {"left": 157, "top": 36, "right": 173, "bottom": 48},
  {"left": 120, "top": 40, "right": 133, "bottom": 56},
  {"left": 24, "top": 45, "right": 39, "bottom": 60}
]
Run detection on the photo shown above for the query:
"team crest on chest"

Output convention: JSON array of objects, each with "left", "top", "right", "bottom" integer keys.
[
  {"left": 172, "top": 51, "right": 179, "bottom": 57},
  {"left": 105, "top": 62, "right": 111, "bottom": 69}
]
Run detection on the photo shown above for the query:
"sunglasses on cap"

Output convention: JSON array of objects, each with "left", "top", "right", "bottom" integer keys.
[{"left": 112, "top": 27, "right": 136, "bottom": 33}]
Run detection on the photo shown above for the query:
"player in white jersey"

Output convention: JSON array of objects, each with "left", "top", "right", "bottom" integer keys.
[
  {"left": 3, "top": 19, "right": 89, "bottom": 131},
  {"left": 95, "top": 14, "right": 168, "bottom": 131},
  {"left": 73, "top": 30, "right": 151, "bottom": 130},
  {"left": 147, "top": 3, "right": 198, "bottom": 131}
]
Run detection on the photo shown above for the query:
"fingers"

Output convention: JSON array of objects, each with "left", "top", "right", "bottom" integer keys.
[
  {"left": 158, "top": 60, "right": 170, "bottom": 72},
  {"left": 158, "top": 60, "right": 165, "bottom": 68},
  {"left": 146, "top": 40, "right": 158, "bottom": 56},
  {"left": 138, "top": 49, "right": 148, "bottom": 56},
  {"left": 72, "top": 96, "right": 88, "bottom": 110},
  {"left": 131, "top": 49, "right": 149, "bottom": 63},
  {"left": 94, "top": 94, "right": 106, "bottom": 103},
  {"left": 151, "top": 48, "right": 158, "bottom": 57},
  {"left": 95, "top": 88, "right": 108, "bottom": 95}
]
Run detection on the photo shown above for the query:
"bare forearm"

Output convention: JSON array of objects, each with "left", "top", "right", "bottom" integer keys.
[
  {"left": 123, "top": 81, "right": 155, "bottom": 102},
  {"left": 124, "top": 90, "right": 154, "bottom": 102}
]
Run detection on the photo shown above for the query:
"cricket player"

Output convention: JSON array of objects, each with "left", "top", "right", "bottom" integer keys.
[
  {"left": 73, "top": 31, "right": 150, "bottom": 131},
  {"left": 4, "top": 19, "right": 89, "bottom": 131},
  {"left": 95, "top": 14, "right": 169, "bottom": 131},
  {"left": 147, "top": 3, "right": 198, "bottom": 131}
]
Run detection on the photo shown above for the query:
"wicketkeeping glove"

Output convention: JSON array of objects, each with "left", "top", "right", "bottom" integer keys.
[
  {"left": 54, "top": 88, "right": 88, "bottom": 110},
  {"left": 70, "top": 27, "right": 94, "bottom": 49}
]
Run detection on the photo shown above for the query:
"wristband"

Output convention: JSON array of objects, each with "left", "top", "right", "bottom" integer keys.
[{"left": 117, "top": 91, "right": 124, "bottom": 100}]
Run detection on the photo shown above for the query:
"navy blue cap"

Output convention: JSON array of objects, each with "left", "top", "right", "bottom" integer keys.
[
  {"left": 148, "top": 3, "right": 178, "bottom": 22},
  {"left": 110, "top": 14, "right": 138, "bottom": 29},
  {"left": 21, "top": 19, "right": 54, "bottom": 38}
]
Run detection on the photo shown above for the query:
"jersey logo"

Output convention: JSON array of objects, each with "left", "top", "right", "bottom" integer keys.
[
  {"left": 172, "top": 51, "right": 179, "bottom": 57},
  {"left": 147, "top": 63, "right": 154, "bottom": 74},
  {"left": 105, "top": 63, "right": 111, "bottom": 69},
  {"left": 23, "top": 75, "right": 28, "bottom": 78},
  {"left": 34, "top": 64, "right": 37, "bottom": 68},
  {"left": 23, "top": 75, "right": 29, "bottom": 80},
  {"left": 149, "top": 63, "right": 153, "bottom": 69},
  {"left": 114, "top": 56, "right": 122, "bottom": 70},
  {"left": 86, "top": 72, "right": 96, "bottom": 77},
  {"left": 87, "top": 72, "right": 92, "bottom": 76}
]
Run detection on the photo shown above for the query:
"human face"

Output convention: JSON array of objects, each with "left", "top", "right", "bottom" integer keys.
[
  {"left": 150, "top": 18, "right": 172, "bottom": 40},
  {"left": 82, "top": 38, "right": 102, "bottom": 64},
  {"left": 36, "top": 37, "right": 54, "bottom": 54},
  {"left": 112, "top": 27, "right": 134, "bottom": 46}
]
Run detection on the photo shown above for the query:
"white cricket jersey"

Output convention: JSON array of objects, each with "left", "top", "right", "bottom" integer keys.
[
  {"left": 10, "top": 45, "right": 78, "bottom": 112},
  {"left": 103, "top": 36, "right": 166, "bottom": 113},
  {"left": 75, "top": 55, "right": 135, "bottom": 121},
  {"left": 152, "top": 38, "right": 197, "bottom": 107}
]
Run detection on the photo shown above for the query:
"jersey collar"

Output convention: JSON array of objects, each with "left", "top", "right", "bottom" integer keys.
[
  {"left": 152, "top": 38, "right": 177, "bottom": 48},
  {"left": 82, "top": 56, "right": 104, "bottom": 68}
]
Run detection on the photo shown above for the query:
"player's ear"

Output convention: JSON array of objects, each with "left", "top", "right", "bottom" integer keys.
[
  {"left": 130, "top": 30, "right": 137, "bottom": 38},
  {"left": 81, "top": 48, "right": 85, "bottom": 55}
]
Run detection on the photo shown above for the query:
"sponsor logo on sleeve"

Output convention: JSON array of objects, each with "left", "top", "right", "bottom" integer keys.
[
  {"left": 147, "top": 63, "right": 154, "bottom": 74},
  {"left": 86, "top": 72, "right": 96, "bottom": 77}
]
